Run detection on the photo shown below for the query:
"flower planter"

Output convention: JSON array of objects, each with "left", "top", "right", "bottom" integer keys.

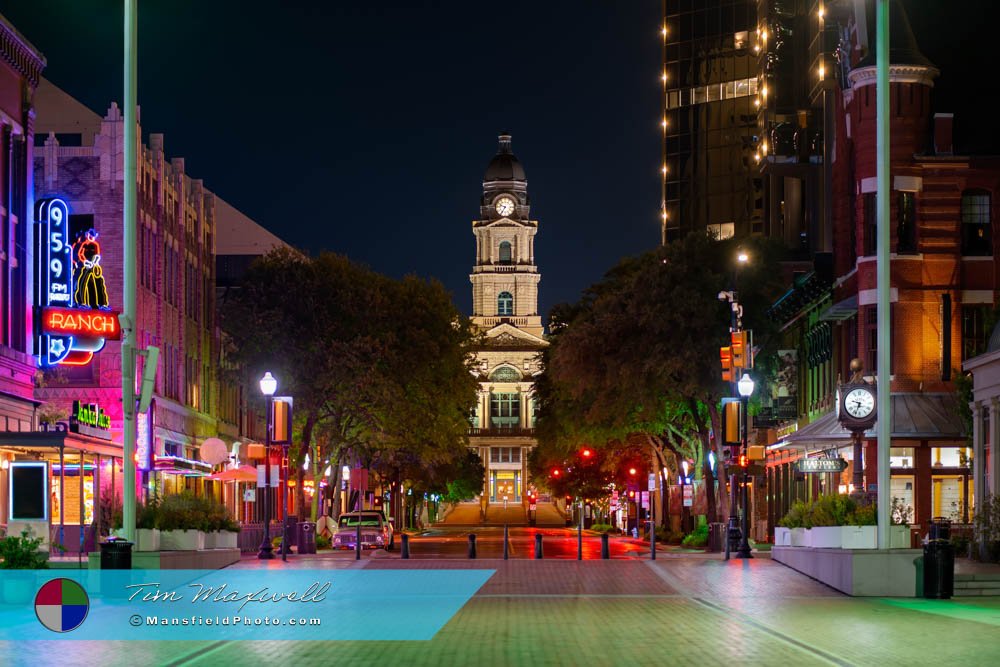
[
  {"left": 790, "top": 527, "right": 807, "bottom": 547},
  {"left": 774, "top": 527, "right": 792, "bottom": 546},
  {"left": 204, "top": 531, "right": 238, "bottom": 549},
  {"left": 806, "top": 526, "right": 842, "bottom": 548},
  {"left": 890, "top": 525, "right": 910, "bottom": 549},
  {"left": 841, "top": 525, "right": 877, "bottom": 549},
  {"left": 160, "top": 529, "right": 204, "bottom": 551},
  {"left": 136, "top": 528, "right": 160, "bottom": 552}
]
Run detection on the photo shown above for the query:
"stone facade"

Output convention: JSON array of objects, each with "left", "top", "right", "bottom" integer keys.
[{"left": 468, "top": 135, "right": 547, "bottom": 506}]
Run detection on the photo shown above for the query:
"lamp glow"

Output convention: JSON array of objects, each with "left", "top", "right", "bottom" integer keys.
[
  {"left": 738, "top": 373, "right": 755, "bottom": 397},
  {"left": 259, "top": 371, "right": 277, "bottom": 396}
]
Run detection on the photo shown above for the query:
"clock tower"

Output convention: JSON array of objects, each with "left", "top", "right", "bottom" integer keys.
[
  {"left": 466, "top": 134, "right": 549, "bottom": 521},
  {"left": 470, "top": 133, "right": 543, "bottom": 338}
]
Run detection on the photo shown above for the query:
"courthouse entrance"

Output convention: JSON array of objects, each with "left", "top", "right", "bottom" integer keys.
[{"left": 490, "top": 470, "right": 520, "bottom": 503}]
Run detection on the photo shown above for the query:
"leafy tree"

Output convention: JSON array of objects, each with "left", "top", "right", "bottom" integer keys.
[{"left": 536, "top": 233, "right": 783, "bottom": 523}]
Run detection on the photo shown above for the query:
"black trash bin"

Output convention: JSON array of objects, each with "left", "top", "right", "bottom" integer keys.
[
  {"left": 297, "top": 522, "right": 317, "bottom": 554},
  {"left": 923, "top": 517, "right": 954, "bottom": 599},
  {"left": 282, "top": 515, "right": 298, "bottom": 555},
  {"left": 708, "top": 522, "right": 726, "bottom": 553},
  {"left": 100, "top": 538, "right": 133, "bottom": 569}
]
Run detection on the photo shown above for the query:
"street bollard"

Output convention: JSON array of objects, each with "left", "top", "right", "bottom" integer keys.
[
  {"left": 651, "top": 521, "right": 656, "bottom": 561},
  {"left": 534, "top": 533, "right": 543, "bottom": 559},
  {"left": 601, "top": 533, "right": 610, "bottom": 559},
  {"left": 503, "top": 524, "right": 509, "bottom": 560},
  {"left": 577, "top": 522, "right": 583, "bottom": 561},
  {"left": 401, "top": 533, "right": 410, "bottom": 559},
  {"left": 468, "top": 533, "right": 477, "bottom": 559},
  {"left": 355, "top": 520, "right": 362, "bottom": 561}
]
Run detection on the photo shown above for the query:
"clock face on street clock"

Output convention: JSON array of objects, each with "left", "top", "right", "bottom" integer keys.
[
  {"left": 843, "top": 387, "right": 875, "bottom": 419},
  {"left": 495, "top": 197, "right": 515, "bottom": 217}
]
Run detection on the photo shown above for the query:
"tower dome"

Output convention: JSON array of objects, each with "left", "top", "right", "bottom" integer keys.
[{"left": 484, "top": 133, "right": 526, "bottom": 182}]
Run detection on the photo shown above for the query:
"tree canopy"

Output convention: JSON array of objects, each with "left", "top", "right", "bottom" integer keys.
[
  {"left": 535, "top": 233, "right": 784, "bottom": 522},
  {"left": 220, "top": 248, "right": 479, "bottom": 518}
]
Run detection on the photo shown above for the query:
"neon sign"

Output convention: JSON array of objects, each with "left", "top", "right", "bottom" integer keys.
[
  {"left": 42, "top": 307, "right": 121, "bottom": 338},
  {"left": 34, "top": 198, "right": 120, "bottom": 367},
  {"left": 70, "top": 400, "right": 112, "bottom": 441}
]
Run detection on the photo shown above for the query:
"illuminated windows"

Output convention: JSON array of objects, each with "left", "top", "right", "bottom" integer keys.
[
  {"left": 490, "top": 392, "right": 520, "bottom": 429},
  {"left": 497, "top": 291, "right": 513, "bottom": 316},
  {"left": 499, "top": 241, "right": 512, "bottom": 264},
  {"left": 961, "top": 190, "right": 992, "bottom": 256}
]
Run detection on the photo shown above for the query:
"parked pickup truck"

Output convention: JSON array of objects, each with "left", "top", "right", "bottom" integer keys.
[{"left": 332, "top": 510, "right": 394, "bottom": 551}]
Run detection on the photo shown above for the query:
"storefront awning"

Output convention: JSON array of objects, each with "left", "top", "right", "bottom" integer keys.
[
  {"left": 773, "top": 393, "right": 967, "bottom": 452},
  {"left": 0, "top": 430, "right": 123, "bottom": 457}
]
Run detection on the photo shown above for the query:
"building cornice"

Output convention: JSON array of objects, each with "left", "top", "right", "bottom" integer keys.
[
  {"left": 845, "top": 64, "right": 939, "bottom": 96},
  {"left": 0, "top": 14, "right": 46, "bottom": 86}
]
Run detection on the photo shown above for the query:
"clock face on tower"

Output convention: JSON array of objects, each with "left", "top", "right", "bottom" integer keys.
[
  {"left": 495, "top": 196, "right": 516, "bottom": 217},
  {"left": 843, "top": 387, "right": 875, "bottom": 419}
]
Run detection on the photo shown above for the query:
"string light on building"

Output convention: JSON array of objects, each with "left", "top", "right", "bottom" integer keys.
[
  {"left": 661, "top": 164, "right": 668, "bottom": 176},
  {"left": 819, "top": 63, "right": 825, "bottom": 79}
]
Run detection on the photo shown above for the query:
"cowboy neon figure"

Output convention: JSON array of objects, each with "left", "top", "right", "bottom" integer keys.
[{"left": 73, "top": 228, "right": 110, "bottom": 310}]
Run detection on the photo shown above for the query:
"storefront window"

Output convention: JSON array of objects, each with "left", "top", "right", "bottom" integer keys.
[
  {"left": 932, "top": 447, "right": 971, "bottom": 468},
  {"left": 890, "top": 447, "right": 915, "bottom": 468},
  {"left": 890, "top": 476, "right": 914, "bottom": 524}
]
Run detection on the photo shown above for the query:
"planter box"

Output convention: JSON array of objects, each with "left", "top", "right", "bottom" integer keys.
[
  {"left": 841, "top": 525, "right": 877, "bottom": 549},
  {"left": 160, "top": 530, "right": 204, "bottom": 551},
  {"left": 136, "top": 528, "right": 160, "bottom": 552},
  {"left": 890, "top": 525, "right": 910, "bottom": 549},
  {"left": 204, "top": 531, "right": 238, "bottom": 549},
  {"left": 806, "top": 526, "right": 842, "bottom": 549},
  {"left": 774, "top": 527, "right": 791, "bottom": 546},
  {"left": 790, "top": 527, "right": 807, "bottom": 547}
]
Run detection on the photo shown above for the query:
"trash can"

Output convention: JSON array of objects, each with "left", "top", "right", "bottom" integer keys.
[
  {"left": 297, "top": 522, "right": 316, "bottom": 554},
  {"left": 708, "top": 522, "right": 726, "bottom": 553},
  {"left": 727, "top": 516, "right": 742, "bottom": 554},
  {"left": 923, "top": 517, "right": 954, "bottom": 599},
  {"left": 100, "top": 538, "right": 133, "bottom": 569}
]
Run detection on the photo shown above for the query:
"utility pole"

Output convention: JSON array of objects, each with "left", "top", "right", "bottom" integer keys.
[
  {"left": 121, "top": 0, "right": 138, "bottom": 545},
  {"left": 875, "top": 0, "right": 891, "bottom": 549}
]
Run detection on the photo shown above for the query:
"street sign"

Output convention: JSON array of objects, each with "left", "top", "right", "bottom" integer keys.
[
  {"left": 243, "top": 488, "right": 256, "bottom": 502},
  {"left": 529, "top": 503, "right": 537, "bottom": 511},
  {"left": 648, "top": 473, "right": 657, "bottom": 492},
  {"left": 682, "top": 484, "right": 693, "bottom": 507},
  {"left": 796, "top": 458, "right": 848, "bottom": 473}
]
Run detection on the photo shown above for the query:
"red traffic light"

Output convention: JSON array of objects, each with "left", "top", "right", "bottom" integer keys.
[
  {"left": 739, "top": 454, "right": 748, "bottom": 468},
  {"left": 628, "top": 490, "right": 636, "bottom": 499},
  {"left": 551, "top": 468, "right": 561, "bottom": 477},
  {"left": 628, "top": 467, "right": 637, "bottom": 476},
  {"left": 581, "top": 448, "right": 592, "bottom": 458}
]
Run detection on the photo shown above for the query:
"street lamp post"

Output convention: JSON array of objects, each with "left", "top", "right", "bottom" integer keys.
[
  {"left": 737, "top": 372, "right": 755, "bottom": 559},
  {"left": 257, "top": 372, "right": 277, "bottom": 559}
]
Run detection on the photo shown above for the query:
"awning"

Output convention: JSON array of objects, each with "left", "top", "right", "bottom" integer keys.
[
  {"left": 818, "top": 295, "right": 859, "bottom": 321},
  {"left": 773, "top": 393, "right": 967, "bottom": 452}
]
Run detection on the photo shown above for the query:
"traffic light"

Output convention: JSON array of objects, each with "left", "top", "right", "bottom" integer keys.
[
  {"left": 551, "top": 468, "right": 561, "bottom": 477},
  {"left": 374, "top": 495, "right": 383, "bottom": 508},
  {"left": 723, "top": 400, "right": 741, "bottom": 444},
  {"left": 628, "top": 490, "right": 636, "bottom": 499},
  {"left": 720, "top": 346, "right": 733, "bottom": 383},
  {"left": 581, "top": 448, "right": 592, "bottom": 458},
  {"left": 731, "top": 330, "right": 750, "bottom": 369},
  {"left": 628, "top": 467, "right": 637, "bottom": 476},
  {"left": 739, "top": 453, "right": 748, "bottom": 468}
]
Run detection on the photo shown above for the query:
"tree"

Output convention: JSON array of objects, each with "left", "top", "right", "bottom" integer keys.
[
  {"left": 221, "top": 249, "right": 478, "bottom": 520},
  {"left": 536, "top": 233, "right": 783, "bottom": 523}
]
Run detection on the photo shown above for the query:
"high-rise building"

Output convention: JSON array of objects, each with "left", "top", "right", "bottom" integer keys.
[
  {"left": 661, "top": 1, "right": 761, "bottom": 244},
  {"left": 468, "top": 134, "right": 547, "bottom": 518}
]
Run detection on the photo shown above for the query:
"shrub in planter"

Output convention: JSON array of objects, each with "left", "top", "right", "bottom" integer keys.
[
  {"left": 681, "top": 523, "right": 709, "bottom": 548},
  {"left": 972, "top": 493, "right": 1000, "bottom": 563},
  {"left": 316, "top": 534, "right": 332, "bottom": 550},
  {"left": 778, "top": 501, "right": 810, "bottom": 528},
  {"left": 0, "top": 528, "right": 48, "bottom": 569}
]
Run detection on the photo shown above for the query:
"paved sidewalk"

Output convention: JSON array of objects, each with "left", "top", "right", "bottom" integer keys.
[{"left": 5, "top": 556, "right": 999, "bottom": 667}]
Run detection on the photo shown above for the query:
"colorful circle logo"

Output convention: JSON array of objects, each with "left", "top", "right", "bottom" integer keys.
[{"left": 34, "top": 578, "right": 90, "bottom": 633}]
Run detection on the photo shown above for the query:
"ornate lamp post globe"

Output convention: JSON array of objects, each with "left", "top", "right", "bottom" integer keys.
[
  {"left": 257, "top": 371, "right": 278, "bottom": 559},
  {"left": 259, "top": 371, "right": 278, "bottom": 396},
  {"left": 738, "top": 373, "right": 755, "bottom": 397}
]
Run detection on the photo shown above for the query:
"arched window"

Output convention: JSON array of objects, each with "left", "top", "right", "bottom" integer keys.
[
  {"left": 497, "top": 291, "right": 513, "bottom": 315},
  {"left": 499, "top": 241, "right": 512, "bottom": 264},
  {"left": 962, "top": 189, "right": 992, "bottom": 256},
  {"left": 490, "top": 365, "right": 521, "bottom": 382}
]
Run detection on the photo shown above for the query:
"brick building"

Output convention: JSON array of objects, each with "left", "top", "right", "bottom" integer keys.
[
  {"left": 760, "top": 3, "right": 996, "bottom": 540},
  {"left": 31, "top": 78, "right": 227, "bottom": 505},
  {"left": 0, "top": 14, "right": 45, "bottom": 532}
]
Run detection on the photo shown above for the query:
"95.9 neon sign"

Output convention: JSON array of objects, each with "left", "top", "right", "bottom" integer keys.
[{"left": 34, "top": 198, "right": 120, "bottom": 367}]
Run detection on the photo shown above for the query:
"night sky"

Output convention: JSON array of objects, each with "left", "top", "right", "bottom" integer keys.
[{"left": 0, "top": 1, "right": 994, "bottom": 320}]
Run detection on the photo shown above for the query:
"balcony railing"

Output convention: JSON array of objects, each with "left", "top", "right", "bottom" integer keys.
[{"left": 468, "top": 427, "right": 536, "bottom": 437}]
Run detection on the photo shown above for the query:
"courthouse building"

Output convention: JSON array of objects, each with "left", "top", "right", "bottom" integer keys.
[{"left": 467, "top": 134, "right": 547, "bottom": 514}]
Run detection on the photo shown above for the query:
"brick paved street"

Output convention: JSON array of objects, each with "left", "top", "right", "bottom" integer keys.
[{"left": 3, "top": 556, "right": 999, "bottom": 667}]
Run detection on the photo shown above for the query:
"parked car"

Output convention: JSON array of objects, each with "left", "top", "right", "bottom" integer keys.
[{"left": 332, "top": 510, "right": 394, "bottom": 551}]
